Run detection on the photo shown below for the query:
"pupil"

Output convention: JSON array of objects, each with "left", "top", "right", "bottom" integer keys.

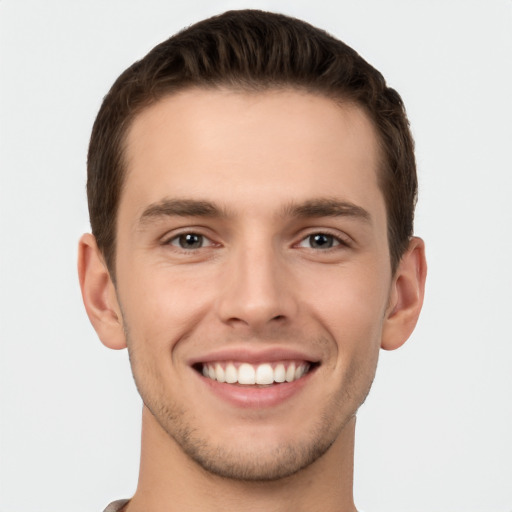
[
  {"left": 179, "top": 233, "right": 202, "bottom": 249},
  {"left": 311, "top": 234, "right": 332, "bottom": 248}
]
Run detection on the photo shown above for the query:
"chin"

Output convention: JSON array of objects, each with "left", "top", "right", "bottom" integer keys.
[
  {"left": 171, "top": 420, "right": 338, "bottom": 481},
  {"left": 146, "top": 397, "right": 351, "bottom": 482},
  {"left": 189, "top": 444, "right": 332, "bottom": 482}
]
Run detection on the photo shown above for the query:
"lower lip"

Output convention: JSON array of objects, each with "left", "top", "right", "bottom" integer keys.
[{"left": 198, "top": 369, "right": 315, "bottom": 409}]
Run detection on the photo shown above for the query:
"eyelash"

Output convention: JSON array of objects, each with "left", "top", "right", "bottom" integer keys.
[
  {"left": 296, "top": 232, "right": 350, "bottom": 250},
  {"left": 164, "top": 232, "right": 215, "bottom": 250},
  {"left": 163, "top": 230, "right": 350, "bottom": 252}
]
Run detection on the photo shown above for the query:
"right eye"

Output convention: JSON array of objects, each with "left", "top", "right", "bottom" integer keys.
[
  {"left": 296, "top": 232, "right": 347, "bottom": 250},
  {"left": 299, "top": 233, "right": 340, "bottom": 249},
  {"left": 167, "top": 233, "right": 214, "bottom": 250}
]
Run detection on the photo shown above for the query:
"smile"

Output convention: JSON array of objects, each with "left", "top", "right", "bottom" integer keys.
[{"left": 199, "top": 361, "right": 313, "bottom": 385}]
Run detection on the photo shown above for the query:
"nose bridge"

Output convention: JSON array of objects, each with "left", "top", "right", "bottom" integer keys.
[{"left": 217, "top": 233, "right": 295, "bottom": 328}]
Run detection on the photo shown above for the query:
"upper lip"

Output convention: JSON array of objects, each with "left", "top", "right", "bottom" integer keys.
[{"left": 188, "top": 346, "right": 321, "bottom": 366}]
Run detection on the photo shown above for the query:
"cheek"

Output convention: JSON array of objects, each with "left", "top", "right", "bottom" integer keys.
[
  {"left": 302, "top": 265, "right": 389, "bottom": 351},
  {"left": 118, "top": 266, "right": 219, "bottom": 364},
  {"left": 312, "top": 271, "right": 386, "bottom": 406}
]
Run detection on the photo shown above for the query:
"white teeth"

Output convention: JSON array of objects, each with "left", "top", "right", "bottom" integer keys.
[
  {"left": 238, "top": 363, "right": 256, "bottom": 384},
  {"left": 255, "top": 363, "right": 274, "bottom": 385},
  {"left": 225, "top": 363, "right": 237, "bottom": 384},
  {"left": 274, "top": 363, "right": 286, "bottom": 383},
  {"left": 202, "top": 361, "right": 310, "bottom": 385},
  {"left": 285, "top": 362, "right": 296, "bottom": 383},
  {"left": 215, "top": 363, "right": 225, "bottom": 383}
]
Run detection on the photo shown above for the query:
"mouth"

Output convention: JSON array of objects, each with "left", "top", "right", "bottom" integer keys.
[{"left": 193, "top": 360, "right": 318, "bottom": 386}]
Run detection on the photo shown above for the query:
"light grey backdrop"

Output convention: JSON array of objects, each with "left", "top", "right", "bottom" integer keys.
[{"left": 1, "top": 1, "right": 511, "bottom": 511}]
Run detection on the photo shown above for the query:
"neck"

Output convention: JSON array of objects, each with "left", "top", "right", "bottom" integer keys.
[{"left": 125, "top": 406, "right": 357, "bottom": 512}]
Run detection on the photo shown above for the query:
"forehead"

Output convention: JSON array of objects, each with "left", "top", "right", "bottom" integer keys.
[{"left": 121, "top": 88, "right": 384, "bottom": 220}]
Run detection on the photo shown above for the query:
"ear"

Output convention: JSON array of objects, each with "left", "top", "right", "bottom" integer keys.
[
  {"left": 77, "top": 233, "right": 127, "bottom": 350},
  {"left": 381, "top": 236, "right": 427, "bottom": 351}
]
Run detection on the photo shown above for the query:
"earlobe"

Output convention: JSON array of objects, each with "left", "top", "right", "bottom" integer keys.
[
  {"left": 381, "top": 236, "right": 427, "bottom": 351},
  {"left": 77, "top": 233, "right": 127, "bottom": 350}
]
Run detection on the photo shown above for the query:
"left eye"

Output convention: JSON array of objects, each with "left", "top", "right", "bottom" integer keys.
[
  {"left": 298, "top": 233, "right": 341, "bottom": 249},
  {"left": 168, "top": 233, "right": 213, "bottom": 249}
]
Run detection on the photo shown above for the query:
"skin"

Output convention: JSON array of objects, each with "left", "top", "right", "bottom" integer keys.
[{"left": 78, "top": 88, "right": 426, "bottom": 512}]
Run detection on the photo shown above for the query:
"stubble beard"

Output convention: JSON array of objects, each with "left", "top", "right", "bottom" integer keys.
[
  {"left": 125, "top": 330, "right": 377, "bottom": 482},
  {"left": 148, "top": 399, "right": 344, "bottom": 482}
]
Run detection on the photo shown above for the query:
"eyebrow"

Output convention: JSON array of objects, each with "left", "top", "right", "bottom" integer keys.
[
  {"left": 281, "top": 198, "right": 371, "bottom": 222},
  {"left": 138, "top": 197, "right": 371, "bottom": 225},
  {"left": 139, "top": 198, "right": 226, "bottom": 224}
]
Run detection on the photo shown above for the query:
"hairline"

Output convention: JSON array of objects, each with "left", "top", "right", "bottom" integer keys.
[{"left": 107, "top": 83, "right": 395, "bottom": 279}]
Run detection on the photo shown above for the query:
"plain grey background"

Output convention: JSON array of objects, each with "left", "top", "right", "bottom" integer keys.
[{"left": 1, "top": 1, "right": 511, "bottom": 511}]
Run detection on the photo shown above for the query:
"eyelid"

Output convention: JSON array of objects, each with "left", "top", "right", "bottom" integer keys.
[
  {"left": 296, "top": 235, "right": 339, "bottom": 249},
  {"left": 169, "top": 234, "right": 215, "bottom": 248},
  {"left": 295, "top": 229, "right": 352, "bottom": 249},
  {"left": 161, "top": 228, "right": 218, "bottom": 248}
]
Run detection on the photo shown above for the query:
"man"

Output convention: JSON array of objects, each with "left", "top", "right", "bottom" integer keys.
[{"left": 78, "top": 9, "right": 426, "bottom": 512}]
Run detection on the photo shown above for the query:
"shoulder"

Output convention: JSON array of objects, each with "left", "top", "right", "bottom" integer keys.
[{"left": 103, "top": 499, "right": 130, "bottom": 512}]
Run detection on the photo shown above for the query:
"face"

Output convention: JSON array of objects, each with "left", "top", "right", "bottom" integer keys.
[{"left": 114, "top": 88, "right": 393, "bottom": 480}]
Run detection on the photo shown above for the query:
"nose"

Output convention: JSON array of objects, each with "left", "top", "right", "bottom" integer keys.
[{"left": 216, "top": 241, "right": 297, "bottom": 331}]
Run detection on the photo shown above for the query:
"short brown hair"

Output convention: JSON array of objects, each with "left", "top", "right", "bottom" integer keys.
[{"left": 87, "top": 9, "right": 416, "bottom": 274}]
